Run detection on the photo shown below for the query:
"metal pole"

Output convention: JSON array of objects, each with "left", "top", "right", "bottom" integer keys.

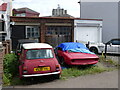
[
  {"left": 105, "top": 43, "right": 107, "bottom": 58},
  {"left": 78, "top": 0, "right": 81, "bottom": 18},
  {"left": 80, "top": 0, "right": 81, "bottom": 18}
]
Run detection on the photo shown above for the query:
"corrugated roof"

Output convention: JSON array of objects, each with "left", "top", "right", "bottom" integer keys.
[{"left": 0, "top": 3, "right": 7, "bottom": 11}]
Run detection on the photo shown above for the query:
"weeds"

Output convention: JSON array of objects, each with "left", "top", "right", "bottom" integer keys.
[
  {"left": 3, "top": 53, "right": 18, "bottom": 86},
  {"left": 61, "top": 65, "right": 107, "bottom": 79}
]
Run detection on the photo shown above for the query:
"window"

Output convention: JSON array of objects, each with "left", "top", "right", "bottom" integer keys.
[
  {"left": 46, "top": 26, "right": 71, "bottom": 35},
  {"left": 26, "top": 49, "right": 54, "bottom": 59},
  {"left": 0, "top": 20, "right": 4, "bottom": 31},
  {"left": 26, "top": 26, "right": 39, "bottom": 38},
  {"left": 111, "top": 40, "right": 120, "bottom": 45},
  {"left": 16, "top": 13, "right": 26, "bottom": 17},
  {"left": 0, "top": 22, "right": 2, "bottom": 31}
]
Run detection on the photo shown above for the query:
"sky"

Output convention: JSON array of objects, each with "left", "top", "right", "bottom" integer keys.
[
  {"left": 12, "top": 0, "right": 81, "bottom": 17},
  {"left": 12, "top": 0, "right": 120, "bottom": 17}
]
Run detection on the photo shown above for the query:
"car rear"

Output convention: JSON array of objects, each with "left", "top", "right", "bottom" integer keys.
[
  {"left": 19, "top": 43, "right": 61, "bottom": 78},
  {"left": 22, "top": 58, "right": 61, "bottom": 78}
]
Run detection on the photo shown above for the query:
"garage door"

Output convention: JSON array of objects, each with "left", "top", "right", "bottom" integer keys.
[
  {"left": 45, "top": 26, "right": 72, "bottom": 47},
  {"left": 75, "top": 27, "right": 99, "bottom": 43}
]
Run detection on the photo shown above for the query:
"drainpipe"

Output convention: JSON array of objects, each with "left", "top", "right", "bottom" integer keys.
[{"left": 78, "top": 0, "right": 81, "bottom": 18}]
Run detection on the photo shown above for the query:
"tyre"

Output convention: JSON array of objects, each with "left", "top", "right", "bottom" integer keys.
[
  {"left": 54, "top": 74, "right": 60, "bottom": 79},
  {"left": 90, "top": 47, "right": 98, "bottom": 54}
]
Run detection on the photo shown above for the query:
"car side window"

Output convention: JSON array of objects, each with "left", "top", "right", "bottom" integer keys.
[{"left": 111, "top": 40, "right": 120, "bottom": 45}]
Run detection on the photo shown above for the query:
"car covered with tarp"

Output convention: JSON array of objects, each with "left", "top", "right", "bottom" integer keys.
[{"left": 55, "top": 42, "right": 99, "bottom": 66}]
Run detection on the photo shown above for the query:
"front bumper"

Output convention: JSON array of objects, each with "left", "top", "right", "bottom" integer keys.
[
  {"left": 69, "top": 60, "right": 98, "bottom": 65},
  {"left": 22, "top": 71, "right": 60, "bottom": 77}
]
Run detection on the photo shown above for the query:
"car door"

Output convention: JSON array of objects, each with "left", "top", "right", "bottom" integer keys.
[
  {"left": 106, "top": 41, "right": 113, "bottom": 53},
  {"left": 111, "top": 40, "right": 120, "bottom": 54}
]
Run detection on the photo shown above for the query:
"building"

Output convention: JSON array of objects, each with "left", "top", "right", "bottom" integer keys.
[
  {"left": 0, "top": 3, "right": 10, "bottom": 41},
  {"left": 0, "top": 0, "right": 12, "bottom": 16},
  {"left": 0, "top": 0, "right": 12, "bottom": 41},
  {"left": 52, "top": 4, "right": 74, "bottom": 18},
  {"left": 10, "top": 16, "right": 74, "bottom": 49},
  {"left": 79, "top": 1, "right": 119, "bottom": 43},
  {"left": 13, "top": 7, "right": 40, "bottom": 17},
  {"left": 10, "top": 16, "right": 102, "bottom": 50}
]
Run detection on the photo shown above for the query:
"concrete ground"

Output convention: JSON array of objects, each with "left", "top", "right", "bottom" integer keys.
[{"left": 12, "top": 70, "right": 118, "bottom": 88}]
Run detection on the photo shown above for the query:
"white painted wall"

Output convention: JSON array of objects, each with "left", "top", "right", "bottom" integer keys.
[{"left": 74, "top": 19, "right": 102, "bottom": 44}]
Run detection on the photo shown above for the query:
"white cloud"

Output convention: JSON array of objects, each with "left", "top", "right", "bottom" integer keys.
[{"left": 13, "top": 0, "right": 33, "bottom": 3}]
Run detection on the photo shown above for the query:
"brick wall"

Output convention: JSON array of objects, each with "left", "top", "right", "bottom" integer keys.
[{"left": 0, "top": 48, "right": 4, "bottom": 86}]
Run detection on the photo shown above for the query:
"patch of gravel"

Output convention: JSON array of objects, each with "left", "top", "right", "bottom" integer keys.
[
  {"left": 98, "top": 54, "right": 119, "bottom": 63},
  {"left": 106, "top": 55, "right": 119, "bottom": 63},
  {"left": 98, "top": 55, "right": 119, "bottom": 68}
]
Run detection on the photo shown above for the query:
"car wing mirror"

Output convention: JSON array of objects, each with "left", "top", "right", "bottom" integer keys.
[{"left": 109, "top": 43, "right": 112, "bottom": 46}]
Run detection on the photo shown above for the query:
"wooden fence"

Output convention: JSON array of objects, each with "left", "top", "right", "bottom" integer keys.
[{"left": 2, "top": 40, "right": 11, "bottom": 54}]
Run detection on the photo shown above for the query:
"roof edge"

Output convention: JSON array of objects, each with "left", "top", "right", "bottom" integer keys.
[{"left": 10, "top": 16, "right": 103, "bottom": 21}]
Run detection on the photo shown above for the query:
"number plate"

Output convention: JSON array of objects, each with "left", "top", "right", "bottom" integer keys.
[{"left": 34, "top": 67, "right": 50, "bottom": 71}]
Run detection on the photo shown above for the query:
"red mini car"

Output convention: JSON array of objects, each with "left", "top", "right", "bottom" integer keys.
[
  {"left": 55, "top": 42, "right": 99, "bottom": 66},
  {"left": 19, "top": 43, "right": 61, "bottom": 79}
]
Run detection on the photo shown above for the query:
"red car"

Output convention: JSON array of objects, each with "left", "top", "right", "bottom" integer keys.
[
  {"left": 56, "top": 42, "right": 99, "bottom": 66},
  {"left": 19, "top": 43, "right": 61, "bottom": 79}
]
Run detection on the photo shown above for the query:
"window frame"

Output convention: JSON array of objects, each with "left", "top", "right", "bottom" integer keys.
[{"left": 26, "top": 26, "right": 39, "bottom": 38}]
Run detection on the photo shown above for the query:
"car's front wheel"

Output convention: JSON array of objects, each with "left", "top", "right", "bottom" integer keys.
[{"left": 89, "top": 47, "right": 98, "bottom": 54}]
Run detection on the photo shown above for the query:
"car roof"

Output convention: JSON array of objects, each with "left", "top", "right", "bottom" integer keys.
[
  {"left": 22, "top": 43, "right": 53, "bottom": 49},
  {"left": 111, "top": 38, "right": 120, "bottom": 41},
  {"left": 18, "top": 39, "right": 37, "bottom": 43}
]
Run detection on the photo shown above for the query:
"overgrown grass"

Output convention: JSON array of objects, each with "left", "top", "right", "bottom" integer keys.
[
  {"left": 61, "top": 65, "right": 108, "bottom": 80},
  {"left": 61, "top": 55, "right": 119, "bottom": 80}
]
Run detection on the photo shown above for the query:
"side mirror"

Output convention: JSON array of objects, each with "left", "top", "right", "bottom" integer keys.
[{"left": 109, "top": 43, "right": 112, "bottom": 46}]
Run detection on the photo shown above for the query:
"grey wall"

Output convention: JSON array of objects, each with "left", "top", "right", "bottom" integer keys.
[
  {"left": 119, "top": 2, "right": 120, "bottom": 39},
  {"left": 81, "top": 2, "right": 118, "bottom": 43}
]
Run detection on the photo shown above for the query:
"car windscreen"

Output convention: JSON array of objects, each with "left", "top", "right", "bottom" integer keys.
[{"left": 26, "top": 49, "right": 54, "bottom": 59}]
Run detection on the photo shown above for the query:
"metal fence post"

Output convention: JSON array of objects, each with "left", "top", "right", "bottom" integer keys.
[{"left": 104, "top": 43, "right": 107, "bottom": 58}]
